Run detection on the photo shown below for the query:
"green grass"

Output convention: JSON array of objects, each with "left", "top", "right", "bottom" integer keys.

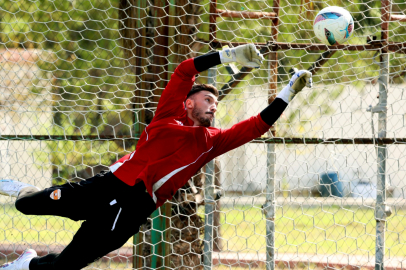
[
  {"left": 0, "top": 204, "right": 80, "bottom": 246},
  {"left": 1, "top": 203, "right": 406, "bottom": 257},
  {"left": 204, "top": 204, "right": 406, "bottom": 257}
]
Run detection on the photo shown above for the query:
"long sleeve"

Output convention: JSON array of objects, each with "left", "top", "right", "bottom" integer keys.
[
  {"left": 206, "top": 114, "right": 271, "bottom": 160},
  {"left": 260, "top": 97, "right": 288, "bottom": 126},
  {"left": 193, "top": 52, "right": 221, "bottom": 72},
  {"left": 206, "top": 97, "right": 288, "bottom": 160},
  {"left": 152, "top": 52, "right": 222, "bottom": 123},
  {"left": 152, "top": 58, "right": 199, "bottom": 122}
]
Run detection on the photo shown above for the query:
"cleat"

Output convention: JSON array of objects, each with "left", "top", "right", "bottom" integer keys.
[
  {"left": 0, "top": 180, "right": 39, "bottom": 197},
  {"left": 0, "top": 249, "right": 37, "bottom": 270}
]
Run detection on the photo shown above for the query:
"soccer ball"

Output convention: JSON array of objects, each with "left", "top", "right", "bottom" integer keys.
[{"left": 313, "top": 6, "right": 354, "bottom": 46}]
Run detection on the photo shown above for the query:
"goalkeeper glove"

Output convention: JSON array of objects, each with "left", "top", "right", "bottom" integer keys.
[
  {"left": 219, "top": 44, "right": 264, "bottom": 68},
  {"left": 278, "top": 68, "right": 312, "bottom": 103}
]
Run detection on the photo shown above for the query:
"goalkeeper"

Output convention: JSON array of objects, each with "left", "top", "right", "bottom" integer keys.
[{"left": 0, "top": 44, "right": 311, "bottom": 270}]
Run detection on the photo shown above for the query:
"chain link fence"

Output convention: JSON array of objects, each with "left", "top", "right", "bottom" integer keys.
[{"left": 1, "top": 0, "right": 406, "bottom": 269}]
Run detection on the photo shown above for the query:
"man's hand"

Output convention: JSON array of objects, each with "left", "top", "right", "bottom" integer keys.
[
  {"left": 289, "top": 68, "right": 312, "bottom": 93},
  {"left": 220, "top": 44, "right": 264, "bottom": 68},
  {"left": 278, "top": 68, "right": 312, "bottom": 103}
]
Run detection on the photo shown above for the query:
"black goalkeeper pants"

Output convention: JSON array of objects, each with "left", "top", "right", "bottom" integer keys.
[{"left": 14, "top": 172, "right": 156, "bottom": 270}]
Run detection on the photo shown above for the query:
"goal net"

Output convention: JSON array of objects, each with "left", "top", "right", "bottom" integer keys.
[{"left": 1, "top": 0, "right": 406, "bottom": 269}]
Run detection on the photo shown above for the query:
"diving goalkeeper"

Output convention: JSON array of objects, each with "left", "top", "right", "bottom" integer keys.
[{"left": 0, "top": 44, "right": 311, "bottom": 270}]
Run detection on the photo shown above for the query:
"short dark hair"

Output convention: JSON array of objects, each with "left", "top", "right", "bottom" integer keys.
[{"left": 186, "top": 84, "right": 219, "bottom": 99}]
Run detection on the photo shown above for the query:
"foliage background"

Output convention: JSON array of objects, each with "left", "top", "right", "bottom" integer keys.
[{"left": 2, "top": 0, "right": 406, "bottom": 177}]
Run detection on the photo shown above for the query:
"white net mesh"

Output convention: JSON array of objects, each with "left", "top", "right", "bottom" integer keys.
[{"left": 1, "top": 0, "right": 406, "bottom": 269}]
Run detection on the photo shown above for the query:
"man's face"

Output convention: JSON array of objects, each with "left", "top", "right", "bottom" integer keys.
[{"left": 186, "top": 91, "right": 218, "bottom": 127}]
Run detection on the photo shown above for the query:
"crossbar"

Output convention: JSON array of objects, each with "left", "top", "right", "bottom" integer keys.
[
  {"left": 216, "top": 9, "right": 277, "bottom": 20},
  {"left": 210, "top": 40, "right": 406, "bottom": 54},
  {"left": 2, "top": 135, "right": 406, "bottom": 145},
  {"left": 390, "top": 14, "right": 406, "bottom": 22}
]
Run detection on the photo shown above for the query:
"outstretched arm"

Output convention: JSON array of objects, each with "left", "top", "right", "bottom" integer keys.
[
  {"left": 261, "top": 69, "right": 312, "bottom": 126},
  {"left": 152, "top": 58, "right": 199, "bottom": 122},
  {"left": 207, "top": 69, "right": 312, "bottom": 159},
  {"left": 153, "top": 45, "right": 264, "bottom": 122}
]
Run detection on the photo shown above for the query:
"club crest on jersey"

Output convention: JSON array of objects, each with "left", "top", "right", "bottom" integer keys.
[
  {"left": 50, "top": 189, "right": 61, "bottom": 200},
  {"left": 175, "top": 120, "right": 184, "bottom": 126}
]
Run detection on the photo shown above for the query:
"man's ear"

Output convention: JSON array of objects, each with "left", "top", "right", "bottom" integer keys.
[{"left": 185, "top": 98, "right": 194, "bottom": 109}]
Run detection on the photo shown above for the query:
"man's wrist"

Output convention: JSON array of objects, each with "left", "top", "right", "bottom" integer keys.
[
  {"left": 277, "top": 85, "right": 293, "bottom": 104},
  {"left": 260, "top": 98, "right": 288, "bottom": 126},
  {"left": 194, "top": 52, "right": 222, "bottom": 72}
]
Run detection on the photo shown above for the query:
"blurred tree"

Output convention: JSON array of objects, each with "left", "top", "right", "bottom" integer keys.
[{"left": 0, "top": 0, "right": 134, "bottom": 183}]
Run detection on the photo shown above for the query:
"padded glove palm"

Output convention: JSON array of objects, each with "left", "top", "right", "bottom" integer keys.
[
  {"left": 278, "top": 68, "right": 312, "bottom": 103},
  {"left": 220, "top": 44, "right": 264, "bottom": 68}
]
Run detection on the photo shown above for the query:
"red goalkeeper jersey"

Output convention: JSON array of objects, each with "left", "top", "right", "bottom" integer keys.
[{"left": 110, "top": 58, "right": 270, "bottom": 208}]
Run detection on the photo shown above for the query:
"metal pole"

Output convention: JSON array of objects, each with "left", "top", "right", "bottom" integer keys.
[
  {"left": 130, "top": 0, "right": 148, "bottom": 267},
  {"left": 203, "top": 159, "right": 215, "bottom": 270},
  {"left": 203, "top": 67, "right": 216, "bottom": 270},
  {"left": 150, "top": 1, "right": 171, "bottom": 268},
  {"left": 209, "top": 0, "right": 217, "bottom": 46},
  {"left": 264, "top": 1, "right": 279, "bottom": 268},
  {"left": 374, "top": 49, "right": 390, "bottom": 270},
  {"left": 3, "top": 136, "right": 406, "bottom": 145},
  {"left": 265, "top": 143, "right": 276, "bottom": 270},
  {"left": 374, "top": 2, "right": 392, "bottom": 269},
  {"left": 151, "top": 207, "right": 171, "bottom": 270},
  {"left": 264, "top": 50, "right": 278, "bottom": 270}
]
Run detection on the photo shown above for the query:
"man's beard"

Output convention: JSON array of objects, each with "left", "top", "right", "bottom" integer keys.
[{"left": 192, "top": 107, "right": 212, "bottom": 127}]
